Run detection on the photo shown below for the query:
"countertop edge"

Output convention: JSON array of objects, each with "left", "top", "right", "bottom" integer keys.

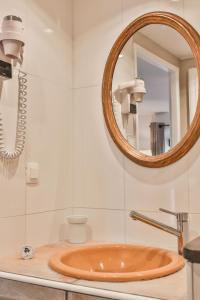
[{"left": 0, "top": 271, "right": 160, "bottom": 300}]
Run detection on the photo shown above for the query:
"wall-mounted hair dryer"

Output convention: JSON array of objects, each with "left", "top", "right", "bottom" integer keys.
[
  {"left": 118, "top": 78, "right": 146, "bottom": 103},
  {"left": 0, "top": 15, "right": 25, "bottom": 63},
  {"left": 0, "top": 15, "right": 27, "bottom": 161}
]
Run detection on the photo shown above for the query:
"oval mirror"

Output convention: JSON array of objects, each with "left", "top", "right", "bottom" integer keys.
[{"left": 102, "top": 12, "right": 200, "bottom": 168}]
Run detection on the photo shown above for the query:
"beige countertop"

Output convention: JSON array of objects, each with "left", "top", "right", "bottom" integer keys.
[{"left": 0, "top": 242, "right": 187, "bottom": 300}]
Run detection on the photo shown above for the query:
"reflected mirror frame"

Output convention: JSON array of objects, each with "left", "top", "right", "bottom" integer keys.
[{"left": 102, "top": 11, "right": 200, "bottom": 168}]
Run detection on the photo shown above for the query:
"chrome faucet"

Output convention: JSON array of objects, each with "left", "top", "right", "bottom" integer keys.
[{"left": 130, "top": 208, "right": 189, "bottom": 255}]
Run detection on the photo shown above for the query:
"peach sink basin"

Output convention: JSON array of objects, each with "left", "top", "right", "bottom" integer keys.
[{"left": 49, "top": 244, "right": 185, "bottom": 282}]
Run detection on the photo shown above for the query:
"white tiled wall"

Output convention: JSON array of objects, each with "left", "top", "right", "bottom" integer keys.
[
  {"left": 72, "top": 0, "right": 200, "bottom": 251},
  {"left": 0, "top": 0, "right": 72, "bottom": 255},
  {"left": 1, "top": 0, "right": 200, "bottom": 257},
  {"left": 26, "top": 208, "right": 72, "bottom": 248}
]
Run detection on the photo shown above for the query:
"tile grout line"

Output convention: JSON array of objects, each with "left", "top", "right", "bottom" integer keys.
[
  {"left": 72, "top": 84, "right": 100, "bottom": 90},
  {"left": 71, "top": 0, "right": 75, "bottom": 214},
  {"left": 2, "top": 208, "right": 200, "bottom": 220},
  {"left": 71, "top": 0, "right": 75, "bottom": 215},
  {"left": 120, "top": 0, "right": 127, "bottom": 245},
  {"left": 0, "top": 207, "right": 72, "bottom": 220},
  {"left": 122, "top": 157, "right": 127, "bottom": 243}
]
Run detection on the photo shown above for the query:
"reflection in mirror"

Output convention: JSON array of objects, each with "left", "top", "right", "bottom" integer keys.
[{"left": 112, "top": 25, "right": 198, "bottom": 156}]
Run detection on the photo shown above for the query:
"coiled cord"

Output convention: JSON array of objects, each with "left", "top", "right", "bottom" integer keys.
[{"left": 0, "top": 70, "right": 27, "bottom": 160}]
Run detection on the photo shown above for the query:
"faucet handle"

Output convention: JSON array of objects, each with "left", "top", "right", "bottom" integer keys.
[
  {"left": 159, "top": 208, "right": 178, "bottom": 217},
  {"left": 159, "top": 208, "right": 188, "bottom": 222}
]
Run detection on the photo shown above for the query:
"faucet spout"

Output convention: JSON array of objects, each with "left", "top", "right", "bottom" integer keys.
[{"left": 129, "top": 210, "right": 184, "bottom": 255}]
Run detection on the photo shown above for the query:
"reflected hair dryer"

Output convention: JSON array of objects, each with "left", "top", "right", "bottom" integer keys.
[{"left": 118, "top": 78, "right": 146, "bottom": 103}]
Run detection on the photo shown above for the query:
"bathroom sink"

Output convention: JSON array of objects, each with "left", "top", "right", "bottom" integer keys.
[{"left": 49, "top": 244, "right": 185, "bottom": 282}]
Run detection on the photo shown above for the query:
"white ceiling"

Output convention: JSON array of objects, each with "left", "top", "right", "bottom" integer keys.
[{"left": 140, "top": 25, "right": 193, "bottom": 60}]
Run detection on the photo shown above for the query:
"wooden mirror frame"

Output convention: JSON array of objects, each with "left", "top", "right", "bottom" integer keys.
[{"left": 102, "top": 11, "right": 200, "bottom": 168}]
